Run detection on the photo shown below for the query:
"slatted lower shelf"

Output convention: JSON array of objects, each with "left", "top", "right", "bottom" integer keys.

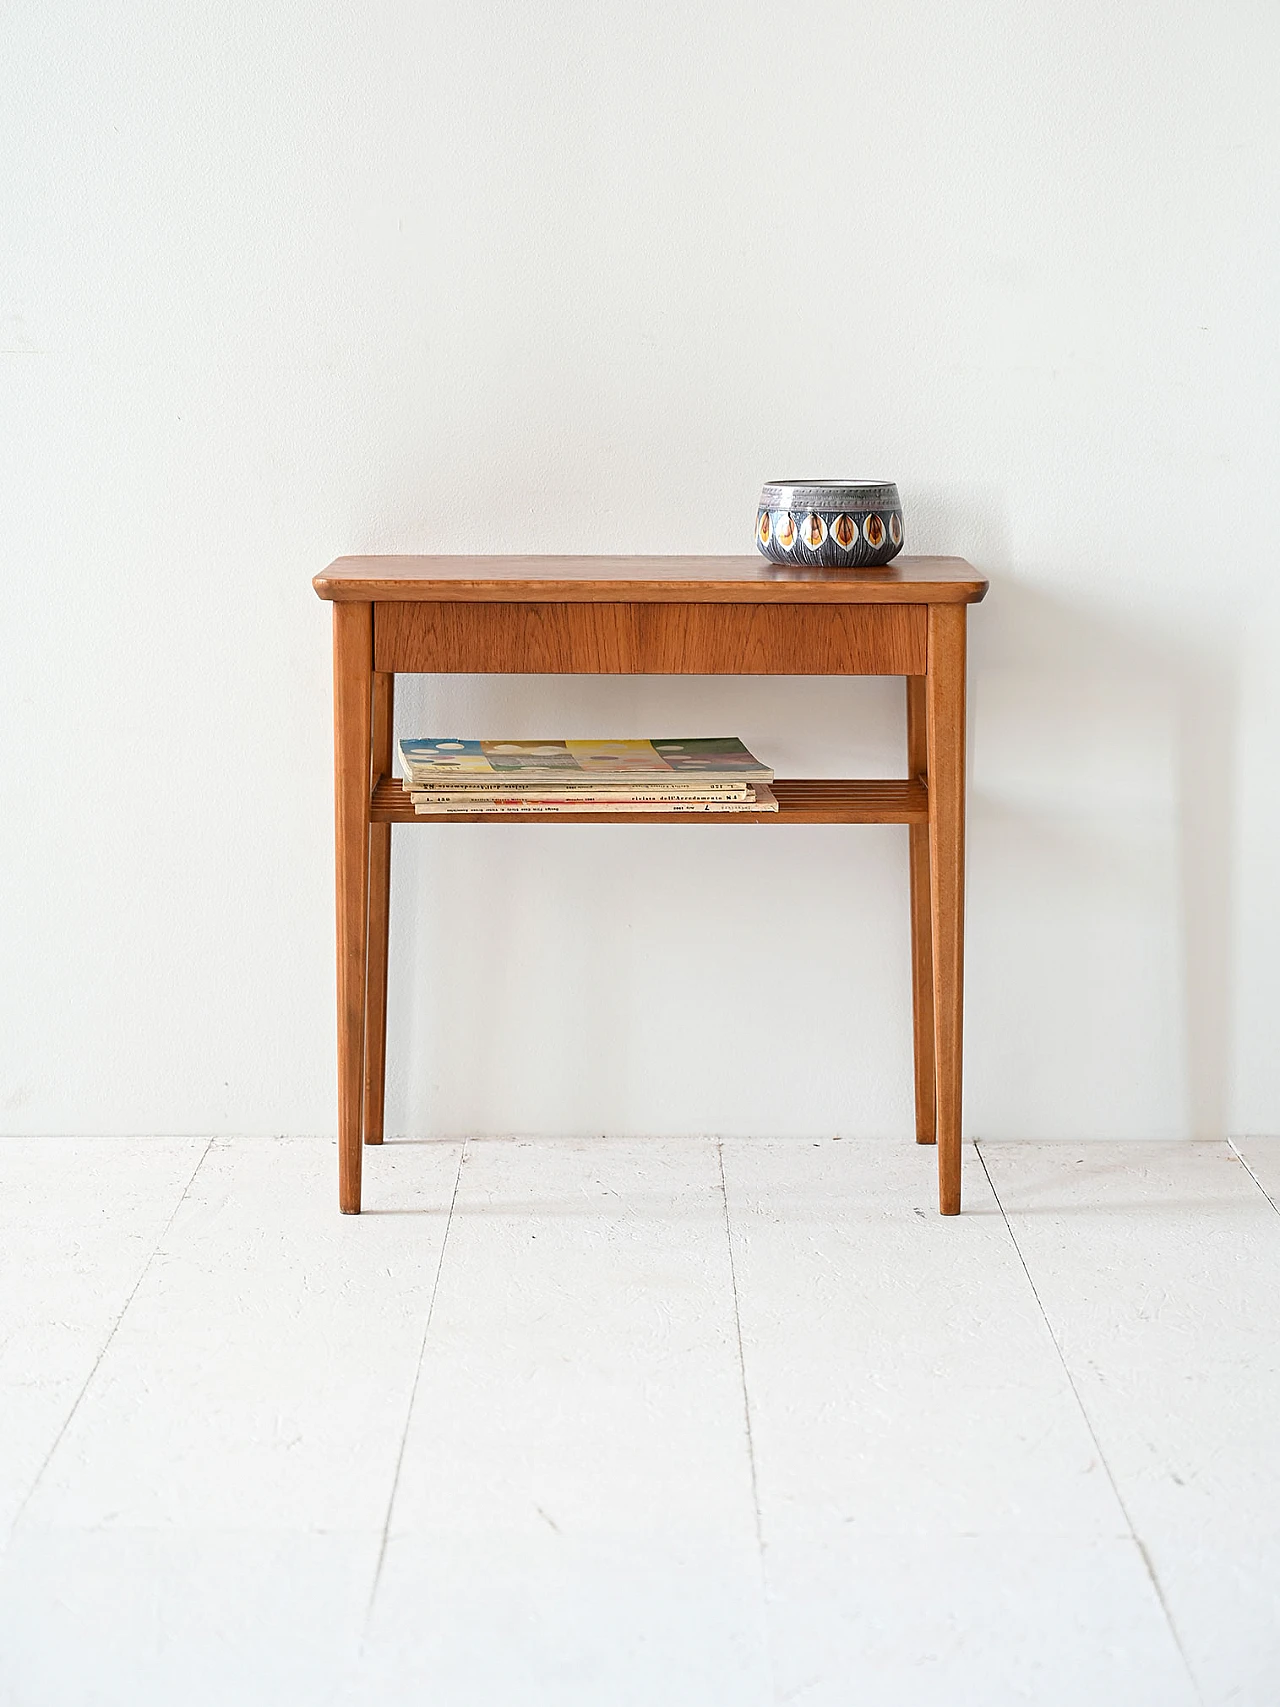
[{"left": 371, "top": 776, "right": 928, "bottom": 824}]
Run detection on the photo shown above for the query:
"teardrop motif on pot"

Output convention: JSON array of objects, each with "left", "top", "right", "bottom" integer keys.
[
  {"left": 800, "top": 512, "right": 827, "bottom": 549},
  {"left": 757, "top": 510, "right": 772, "bottom": 548},
  {"left": 889, "top": 512, "right": 902, "bottom": 547},
  {"left": 831, "top": 514, "right": 858, "bottom": 549},
  {"left": 863, "top": 514, "right": 886, "bottom": 548},
  {"left": 773, "top": 511, "right": 797, "bottom": 550}
]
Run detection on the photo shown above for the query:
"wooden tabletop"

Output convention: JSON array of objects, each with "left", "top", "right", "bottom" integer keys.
[{"left": 313, "top": 555, "right": 987, "bottom": 605}]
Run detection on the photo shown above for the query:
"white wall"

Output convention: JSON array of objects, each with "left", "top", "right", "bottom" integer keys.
[{"left": 3, "top": 0, "right": 1277, "bottom": 1141}]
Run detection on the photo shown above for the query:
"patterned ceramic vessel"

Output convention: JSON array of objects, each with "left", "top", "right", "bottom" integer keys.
[{"left": 756, "top": 480, "right": 903, "bottom": 568}]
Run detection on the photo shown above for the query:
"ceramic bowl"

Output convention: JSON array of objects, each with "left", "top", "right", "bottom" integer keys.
[{"left": 756, "top": 480, "right": 903, "bottom": 567}]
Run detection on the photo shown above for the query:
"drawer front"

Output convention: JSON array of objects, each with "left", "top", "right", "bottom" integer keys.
[{"left": 374, "top": 601, "right": 927, "bottom": 675}]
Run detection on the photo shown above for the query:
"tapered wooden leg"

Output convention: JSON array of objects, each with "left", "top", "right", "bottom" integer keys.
[
  {"left": 906, "top": 676, "right": 936, "bottom": 1145},
  {"left": 926, "top": 606, "right": 967, "bottom": 1215},
  {"left": 333, "top": 602, "right": 372, "bottom": 1213},
  {"left": 364, "top": 673, "right": 394, "bottom": 1145}
]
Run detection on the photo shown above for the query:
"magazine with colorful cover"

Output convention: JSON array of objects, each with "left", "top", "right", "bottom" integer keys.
[
  {"left": 410, "top": 784, "right": 779, "bottom": 815},
  {"left": 398, "top": 737, "right": 773, "bottom": 785}
]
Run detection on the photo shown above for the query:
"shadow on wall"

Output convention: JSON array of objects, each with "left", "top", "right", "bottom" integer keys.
[
  {"left": 966, "top": 576, "right": 1236, "bottom": 1142},
  {"left": 374, "top": 478, "right": 1239, "bottom": 1145}
]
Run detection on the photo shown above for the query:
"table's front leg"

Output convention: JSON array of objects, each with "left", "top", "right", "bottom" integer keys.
[
  {"left": 926, "top": 605, "right": 967, "bottom": 1214},
  {"left": 363, "top": 671, "right": 394, "bottom": 1146},
  {"left": 906, "top": 676, "right": 936, "bottom": 1146},
  {"left": 333, "top": 601, "right": 373, "bottom": 1212}
]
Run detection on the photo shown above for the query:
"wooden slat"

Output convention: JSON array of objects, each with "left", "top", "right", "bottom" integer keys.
[
  {"left": 906, "top": 675, "right": 936, "bottom": 1146},
  {"left": 374, "top": 601, "right": 927, "bottom": 676},
  {"left": 315, "top": 554, "right": 988, "bottom": 605},
  {"left": 927, "top": 604, "right": 967, "bottom": 1215},
  {"left": 363, "top": 672, "right": 394, "bottom": 1147},
  {"left": 333, "top": 603, "right": 372, "bottom": 1214},
  {"left": 370, "top": 776, "right": 929, "bottom": 825}
]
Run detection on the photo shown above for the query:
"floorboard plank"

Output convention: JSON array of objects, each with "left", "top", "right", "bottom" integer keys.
[
  {"left": 0, "top": 1529, "right": 372, "bottom": 1707},
  {"left": 1233, "top": 1135, "right": 1280, "bottom": 1213},
  {"left": 0, "top": 1137, "right": 206, "bottom": 1542},
  {"left": 723, "top": 1138, "right": 1197, "bottom": 1706},
  {"left": 980, "top": 1139, "right": 1280, "bottom": 1707},
  {"left": 362, "top": 1137, "right": 769, "bottom": 1707}
]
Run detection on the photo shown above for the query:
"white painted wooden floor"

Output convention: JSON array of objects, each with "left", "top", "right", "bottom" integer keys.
[{"left": 2, "top": 1136, "right": 1278, "bottom": 1707}]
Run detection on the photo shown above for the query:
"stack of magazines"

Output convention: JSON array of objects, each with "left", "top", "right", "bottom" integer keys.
[{"left": 398, "top": 738, "right": 778, "bottom": 814}]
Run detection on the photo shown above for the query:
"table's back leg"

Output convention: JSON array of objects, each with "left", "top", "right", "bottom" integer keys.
[
  {"left": 333, "top": 602, "right": 373, "bottom": 1213},
  {"left": 906, "top": 676, "right": 936, "bottom": 1145},
  {"left": 926, "top": 606, "right": 967, "bottom": 1214},
  {"left": 364, "top": 672, "right": 394, "bottom": 1146}
]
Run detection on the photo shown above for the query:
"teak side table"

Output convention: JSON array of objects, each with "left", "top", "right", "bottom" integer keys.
[{"left": 313, "top": 554, "right": 988, "bottom": 1216}]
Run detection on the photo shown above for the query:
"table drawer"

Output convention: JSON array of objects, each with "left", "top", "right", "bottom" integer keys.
[{"left": 374, "top": 601, "right": 927, "bottom": 675}]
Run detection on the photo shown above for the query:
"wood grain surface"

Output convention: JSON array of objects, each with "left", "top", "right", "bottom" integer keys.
[
  {"left": 926, "top": 605, "right": 967, "bottom": 1214},
  {"left": 374, "top": 601, "right": 927, "bottom": 676},
  {"left": 906, "top": 675, "right": 936, "bottom": 1147},
  {"left": 323, "top": 552, "right": 982, "bottom": 1216},
  {"left": 370, "top": 775, "right": 929, "bottom": 825},
  {"left": 363, "top": 672, "right": 394, "bottom": 1147},
  {"left": 315, "top": 554, "right": 988, "bottom": 605},
  {"left": 332, "top": 602, "right": 372, "bottom": 1212}
]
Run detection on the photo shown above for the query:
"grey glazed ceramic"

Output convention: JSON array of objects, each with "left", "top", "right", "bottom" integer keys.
[{"left": 756, "top": 480, "right": 903, "bottom": 567}]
